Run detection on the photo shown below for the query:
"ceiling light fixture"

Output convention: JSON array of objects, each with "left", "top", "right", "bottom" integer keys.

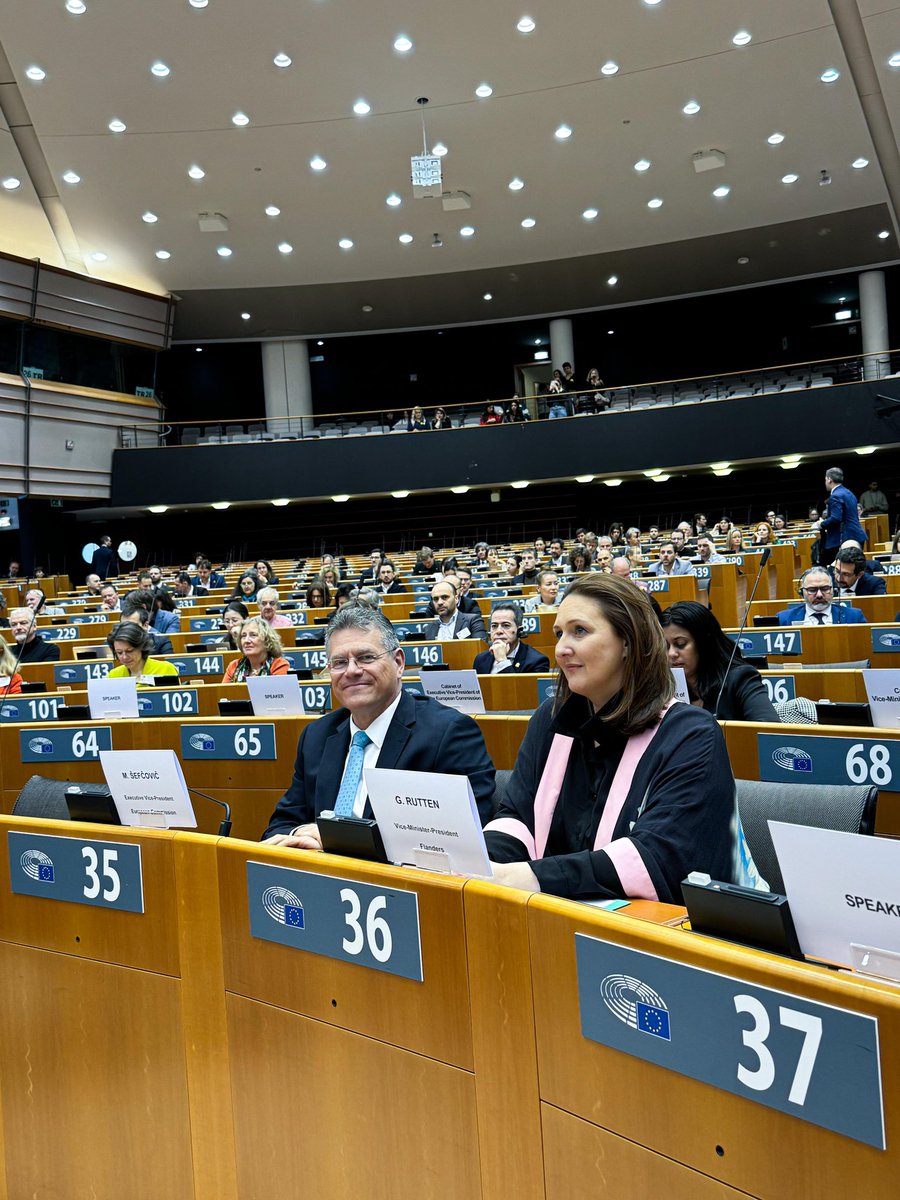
[
  {"left": 211, "top": 501, "right": 231, "bottom": 510},
  {"left": 781, "top": 173, "right": 798, "bottom": 184},
  {"left": 62, "top": 170, "right": 81, "bottom": 184},
  {"left": 508, "top": 177, "right": 525, "bottom": 190},
  {"left": 241, "top": 312, "right": 251, "bottom": 320},
  {"left": 732, "top": 30, "right": 751, "bottom": 46},
  {"left": 459, "top": 225, "right": 475, "bottom": 237},
  {"left": 108, "top": 118, "right": 127, "bottom": 133},
  {"left": 189, "top": 0, "right": 208, "bottom": 7},
  {"left": 155, "top": 249, "right": 171, "bottom": 259},
  {"left": 710, "top": 462, "right": 730, "bottom": 471},
  {"left": 575, "top": 475, "right": 595, "bottom": 484},
  {"left": 483, "top": 292, "right": 492, "bottom": 300},
  {"left": 216, "top": 246, "right": 232, "bottom": 257},
  {"left": 604, "top": 478, "right": 623, "bottom": 487},
  {"left": 450, "top": 486, "right": 469, "bottom": 494},
  {"left": 353, "top": 99, "right": 371, "bottom": 115},
  {"left": 150, "top": 61, "right": 170, "bottom": 77},
  {"left": 265, "top": 205, "right": 281, "bottom": 216},
  {"left": 600, "top": 61, "right": 619, "bottom": 75},
  {"left": 683, "top": 100, "right": 701, "bottom": 115},
  {"left": 309, "top": 155, "right": 327, "bottom": 170},
  {"left": 90, "top": 251, "right": 107, "bottom": 261},
  {"left": 634, "top": 158, "right": 651, "bottom": 172},
  {"left": 25, "top": 66, "right": 46, "bottom": 81},
  {"left": 820, "top": 68, "right": 840, "bottom": 83},
  {"left": 338, "top": 237, "right": 354, "bottom": 249},
  {"left": 391, "top": 490, "right": 410, "bottom": 499},
  {"left": 534, "top": 350, "right": 549, "bottom": 360},
  {"left": 188, "top": 164, "right": 206, "bottom": 179},
  {"left": 517, "top": 16, "right": 536, "bottom": 32},
  {"left": 231, "top": 111, "right": 250, "bottom": 126},
  {"left": 521, "top": 217, "right": 536, "bottom": 228},
  {"left": 647, "top": 197, "right": 663, "bottom": 208},
  {"left": 475, "top": 83, "right": 493, "bottom": 98},
  {"left": 1, "top": 177, "right": 21, "bottom": 190},
  {"left": 712, "top": 468, "right": 733, "bottom": 477},
  {"left": 332, "top": 494, "right": 350, "bottom": 503},
  {"left": 582, "top": 207, "right": 598, "bottom": 220},
  {"left": 273, "top": 53, "right": 292, "bottom": 68},
  {"left": 148, "top": 505, "right": 168, "bottom": 514},
  {"left": 271, "top": 498, "right": 290, "bottom": 506},
  {"left": 432, "top": 142, "right": 448, "bottom": 156},
  {"left": 142, "top": 211, "right": 158, "bottom": 223},
  {"left": 386, "top": 193, "right": 402, "bottom": 206},
  {"left": 878, "top": 229, "right": 891, "bottom": 239},
  {"left": 607, "top": 274, "right": 618, "bottom": 285},
  {"left": 511, "top": 480, "right": 529, "bottom": 489},
  {"left": 835, "top": 309, "right": 851, "bottom": 320},
  {"left": 852, "top": 157, "right": 869, "bottom": 169},
  {"left": 277, "top": 241, "right": 293, "bottom": 254},
  {"left": 855, "top": 445, "right": 877, "bottom": 455},
  {"left": 398, "top": 233, "right": 413, "bottom": 244},
  {"left": 555, "top": 124, "right": 573, "bottom": 139},
  {"left": 66, "top": 0, "right": 87, "bottom": 12},
  {"left": 890, "top": 53, "right": 900, "bottom": 68},
  {"left": 393, "top": 35, "right": 413, "bottom": 52},
  {"left": 650, "top": 474, "right": 671, "bottom": 483},
  {"left": 712, "top": 185, "right": 731, "bottom": 197},
  {"left": 767, "top": 132, "right": 785, "bottom": 145},
  {"left": 737, "top": 256, "right": 750, "bottom": 264},
  {"left": 643, "top": 468, "right": 662, "bottom": 477}
]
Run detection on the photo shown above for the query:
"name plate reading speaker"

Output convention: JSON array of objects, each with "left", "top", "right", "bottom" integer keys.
[
  {"left": 758, "top": 732, "right": 900, "bottom": 792},
  {"left": 862, "top": 669, "right": 900, "bottom": 727},
  {"left": 364, "top": 766, "right": 492, "bottom": 877},
  {"left": 100, "top": 749, "right": 197, "bottom": 829},
  {"left": 418, "top": 669, "right": 485, "bottom": 714},
  {"left": 575, "top": 936, "right": 884, "bottom": 1148},
  {"left": 246, "top": 861, "right": 423, "bottom": 981},
  {"left": 246, "top": 674, "right": 305, "bottom": 716},
  {"left": 180, "top": 723, "right": 277, "bottom": 760},
  {"left": 8, "top": 830, "right": 145, "bottom": 913},
  {"left": 20, "top": 725, "right": 113, "bottom": 762},
  {"left": 87, "top": 676, "right": 139, "bottom": 720}
]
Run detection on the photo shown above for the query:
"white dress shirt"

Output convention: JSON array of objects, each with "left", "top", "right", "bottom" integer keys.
[{"left": 339, "top": 691, "right": 404, "bottom": 817}]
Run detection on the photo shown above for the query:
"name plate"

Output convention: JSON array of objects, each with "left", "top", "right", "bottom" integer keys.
[
  {"left": 643, "top": 577, "right": 670, "bottom": 593},
  {"left": 246, "top": 862, "right": 423, "bottom": 981},
  {"left": 722, "top": 554, "right": 746, "bottom": 565},
  {"left": 575, "top": 936, "right": 883, "bottom": 1148},
  {"left": 40, "top": 626, "right": 80, "bottom": 641},
  {"left": 479, "top": 587, "right": 508, "bottom": 598},
  {"left": 298, "top": 682, "right": 331, "bottom": 712},
  {"left": 871, "top": 628, "right": 900, "bottom": 654},
  {"left": 392, "top": 622, "right": 430, "bottom": 639},
  {"left": 537, "top": 677, "right": 558, "bottom": 706},
  {"left": 137, "top": 688, "right": 199, "bottom": 717},
  {"left": 168, "top": 653, "right": 224, "bottom": 676},
  {"left": 54, "top": 661, "right": 111, "bottom": 684},
  {"left": 0, "top": 695, "right": 67, "bottom": 723},
  {"left": 761, "top": 675, "right": 796, "bottom": 704},
  {"left": 284, "top": 647, "right": 327, "bottom": 672},
  {"left": 404, "top": 643, "right": 444, "bottom": 667},
  {"left": 520, "top": 614, "right": 540, "bottom": 635},
  {"left": 71, "top": 613, "right": 111, "bottom": 625},
  {"left": 20, "top": 725, "right": 113, "bottom": 762},
  {"left": 882, "top": 563, "right": 900, "bottom": 576},
  {"left": 180, "top": 722, "right": 277, "bottom": 760},
  {"left": 694, "top": 565, "right": 710, "bottom": 580},
  {"left": 8, "top": 831, "right": 144, "bottom": 913},
  {"left": 730, "top": 630, "right": 802, "bottom": 657},
  {"left": 188, "top": 617, "right": 217, "bottom": 631},
  {"left": 758, "top": 732, "right": 900, "bottom": 792},
  {"left": 285, "top": 610, "right": 308, "bottom": 626}
]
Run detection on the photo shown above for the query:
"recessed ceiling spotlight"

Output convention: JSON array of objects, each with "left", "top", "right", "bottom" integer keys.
[
  {"left": 386, "top": 193, "right": 402, "bottom": 206},
  {"left": 211, "top": 501, "right": 231, "bottom": 510},
  {"left": 555, "top": 124, "right": 573, "bottom": 140},
  {"left": 432, "top": 142, "right": 448, "bottom": 156},
  {"left": 309, "top": 155, "right": 327, "bottom": 171},
  {"left": 483, "top": 292, "right": 493, "bottom": 300},
  {"left": 317, "top": 340, "right": 324, "bottom": 346},
  {"left": 517, "top": 16, "right": 536, "bottom": 33},
  {"left": 150, "top": 61, "right": 170, "bottom": 77},
  {"left": 600, "top": 61, "right": 619, "bottom": 75},
  {"left": 511, "top": 480, "right": 530, "bottom": 489},
  {"left": 90, "top": 251, "right": 108, "bottom": 261},
  {"left": 241, "top": 312, "right": 251, "bottom": 320},
  {"left": 712, "top": 184, "right": 731, "bottom": 198},
  {"left": 737, "top": 255, "right": 750, "bottom": 264},
  {"left": 633, "top": 158, "right": 651, "bottom": 172},
  {"left": 25, "top": 65, "right": 46, "bottom": 81},
  {"left": 607, "top": 329, "right": 614, "bottom": 334},
  {"left": 332, "top": 494, "right": 350, "bottom": 503},
  {"left": 188, "top": 164, "right": 206, "bottom": 179},
  {"left": 878, "top": 229, "right": 891, "bottom": 239},
  {"left": 62, "top": 170, "right": 81, "bottom": 184},
  {"left": 603, "top": 478, "right": 623, "bottom": 487},
  {"left": 852, "top": 157, "right": 869, "bottom": 169},
  {"left": 767, "top": 131, "right": 785, "bottom": 145},
  {"left": 353, "top": 99, "right": 371, "bottom": 115},
  {"left": 607, "top": 274, "right": 618, "bottom": 285},
  {"left": 66, "top": 0, "right": 87, "bottom": 12},
  {"left": 459, "top": 225, "right": 475, "bottom": 237},
  {"left": 273, "top": 53, "right": 292, "bottom": 68},
  {"left": 475, "top": 83, "right": 493, "bottom": 98},
  {"left": 142, "top": 211, "right": 158, "bottom": 223},
  {"left": 155, "top": 249, "right": 171, "bottom": 259},
  {"left": 271, "top": 498, "right": 290, "bottom": 507},
  {"left": 890, "top": 52, "right": 900, "bottom": 68},
  {"left": 781, "top": 172, "right": 799, "bottom": 184},
  {"left": 148, "top": 505, "right": 168, "bottom": 514},
  {"left": 108, "top": 118, "right": 127, "bottom": 133},
  {"left": 820, "top": 68, "right": 840, "bottom": 83},
  {"left": 277, "top": 241, "right": 293, "bottom": 254},
  {"left": 231, "top": 111, "right": 250, "bottom": 126},
  {"left": 393, "top": 34, "right": 413, "bottom": 52},
  {"left": 732, "top": 30, "right": 751, "bottom": 46},
  {"left": 362, "top": 304, "right": 374, "bottom": 313},
  {"left": 338, "top": 237, "right": 354, "bottom": 249},
  {"left": 647, "top": 197, "right": 663, "bottom": 208},
  {"left": 644, "top": 0, "right": 663, "bottom": 5},
  {"left": 582, "top": 207, "right": 598, "bottom": 220},
  {"left": 1, "top": 177, "right": 21, "bottom": 190},
  {"left": 508, "top": 176, "right": 525, "bottom": 190},
  {"left": 533, "top": 338, "right": 542, "bottom": 346},
  {"left": 391, "top": 491, "right": 410, "bottom": 499},
  {"left": 189, "top": 0, "right": 209, "bottom": 7},
  {"left": 265, "top": 204, "right": 281, "bottom": 216},
  {"left": 450, "top": 485, "right": 469, "bottom": 494},
  {"left": 521, "top": 217, "right": 536, "bottom": 228},
  {"left": 398, "top": 233, "right": 413, "bottom": 244},
  {"left": 216, "top": 246, "right": 232, "bottom": 257},
  {"left": 575, "top": 475, "right": 595, "bottom": 484},
  {"left": 683, "top": 100, "right": 701, "bottom": 115}
]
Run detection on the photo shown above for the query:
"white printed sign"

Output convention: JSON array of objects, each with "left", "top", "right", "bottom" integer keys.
[
  {"left": 100, "top": 749, "right": 197, "bottom": 829},
  {"left": 246, "top": 674, "right": 305, "bottom": 716},
  {"left": 418, "top": 669, "right": 485, "bottom": 713},
  {"left": 670, "top": 667, "right": 690, "bottom": 704},
  {"left": 87, "top": 676, "right": 139, "bottom": 720},
  {"left": 862, "top": 669, "right": 900, "bottom": 728}
]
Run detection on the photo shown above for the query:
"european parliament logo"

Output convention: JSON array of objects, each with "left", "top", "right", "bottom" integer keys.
[
  {"left": 772, "top": 745, "right": 813, "bottom": 773},
  {"left": 261, "top": 885, "right": 305, "bottom": 929},
  {"left": 20, "top": 849, "right": 54, "bottom": 883},
  {"left": 737, "top": 637, "right": 755, "bottom": 652},
  {"left": 28, "top": 736, "right": 54, "bottom": 755},
  {"left": 1, "top": 704, "right": 19, "bottom": 719},
  {"left": 878, "top": 633, "right": 900, "bottom": 649},
  {"left": 601, "top": 973, "right": 671, "bottom": 1041},
  {"left": 58, "top": 667, "right": 77, "bottom": 680},
  {"left": 189, "top": 732, "right": 216, "bottom": 752}
]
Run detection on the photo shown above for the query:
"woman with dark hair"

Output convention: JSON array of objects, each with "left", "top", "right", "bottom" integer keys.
[
  {"left": 480, "top": 403, "right": 503, "bottom": 426},
  {"left": 305, "top": 579, "right": 330, "bottom": 609},
  {"left": 230, "top": 570, "right": 260, "bottom": 602},
  {"left": 505, "top": 397, "right": 529, "bottom": 422},
  {"left": 255, "top": 559, "right": 279, "bottom": 586},
  {"left": 568, "top": 546, "right": 593, "bottom": 573},
  {"left": 107, "top": 621, "right": 178, "bottom": 685},
  {"left": 660, "top": 601, "right": 778, "bottom": 722},
  {"left": 213, "top": 601, "right": 249, "bottom": 650},
  {"left": 441, "top": 555, "right": 460, "bottom": 576},
  {"left": 151, "top": 590, "right": 180, "bottom": 635},
  {"left": 483, "top": 574, "right": 742, "bottom": 900},
  {"left": 431, "top": 407, "right": 453, "bottom": 430}
]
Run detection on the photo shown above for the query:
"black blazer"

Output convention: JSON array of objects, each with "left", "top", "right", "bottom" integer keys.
[{"left": 700, "top": 664, "right": 778, "bottom": 722}]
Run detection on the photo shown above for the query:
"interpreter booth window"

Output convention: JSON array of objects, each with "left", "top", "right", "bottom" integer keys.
[
  {"left": 21, "top": 324, "right": 157, "bottom": 395},
  {"left": 0, "top": 315, "right": 21, "bottom": 376}
]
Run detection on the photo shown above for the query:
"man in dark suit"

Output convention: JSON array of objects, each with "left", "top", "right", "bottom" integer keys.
[
  {"left": 377, "top": 560, "right": 405, "bottom": 595},
  {"left": 421, "top": 580, "right": 487, "bottom": 641},
  {"left": 9, "top": 608, "right": 61, "bottom": 662},
  {"left": 192, "top": 560, "right": 226, "bottom": 590},
  {"left": 357, "top": 549, "right": 385, "bottom": 588},
  {"left": 777, "top": 569, "right": 867, "bottom": 625},
  {"left": 121, "top": 590, "right": 174, "bottom": 655},
  {"left": 473, "top": 603, "right": 551, "bottom": 674},
  {"left": 262, "top": 605, "right": 496, "bottom": 846},
  {"left": 819, "top": 467, "right": 866, "bottom": 566},
  {"left": 833, "top": 547, "right": 886, "bottom": 596},
  {"left": 90, "top": 535, "right": 118, "bottom": 580}
]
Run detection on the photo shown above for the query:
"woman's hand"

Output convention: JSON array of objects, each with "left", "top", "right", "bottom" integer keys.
[{"left": 490, "top": 861, "right": 541, "bottom": 892}]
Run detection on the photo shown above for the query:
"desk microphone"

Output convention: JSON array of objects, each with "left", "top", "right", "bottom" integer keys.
[
  {"left": 188, "top": 787, "right": 233, "bottom": 837},
  {"left": 1, "top": 608, "right": 37, "bottom": 703},
  {"left": 713, "top": 547, "right": 771, "bottom": 719}
]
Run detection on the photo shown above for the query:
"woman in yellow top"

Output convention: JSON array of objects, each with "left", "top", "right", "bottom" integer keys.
[
  {"left": 223, "top": 617, "right": 290, "bottom": 683},
  {"left": 106, "top": 622, "right": 179, "bottom": 686}
]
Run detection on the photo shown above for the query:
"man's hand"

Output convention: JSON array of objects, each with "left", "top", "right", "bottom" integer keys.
[
  {"left": 490, "top": 640, "right": 509, "bottom": 663},
  {"left": 264, "top": 823, "right": 323, "bottom": 851}
]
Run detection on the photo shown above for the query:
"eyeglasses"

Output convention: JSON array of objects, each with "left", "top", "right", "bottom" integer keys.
[
  {"left": 328, "top": 651, "right": 390, "bottom": 673},
  {"left": 802, "top": 585, "right": 833, "bottom": 595}
]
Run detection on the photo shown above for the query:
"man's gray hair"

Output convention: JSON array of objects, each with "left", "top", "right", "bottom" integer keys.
[
  {"left": 257, "top": 587, "right": 279, "bottom": 603},
  {"left": 325, "top": 603, "right": 399, "bottom": 654},
  {"left": 825, "top": 467, "right": 844, "bottom": 484},
  {"left": 356, "top": 587, "right": 382, "bottom": 609}
]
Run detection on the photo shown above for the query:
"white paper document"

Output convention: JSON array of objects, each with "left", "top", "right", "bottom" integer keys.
[
  {"left": 100, "top": 749, "right": 197, "bottom": 829},
  {"left": 246, "top": 673, "right": 305, "bottom": 716},
  {"left": 769, "top": 820, "right": 900, "bottom": 967},
  {"left": 364, "top": 766, "right": 493, "bottom": 877},
  {"left": 418, "top": 669, "right": 486, "bottom": 713},
  {"left": 670, "top": 667, "right": 689, "bottom": 704},
  {"left": 87, "top": 676, "right": 139, "bottom": 720},
  {"left": 862, "top": 669, "right": 900, "bottom": 728}
]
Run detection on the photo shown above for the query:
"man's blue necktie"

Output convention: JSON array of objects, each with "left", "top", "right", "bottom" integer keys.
[{"left": 334, "top": 730, "right": 371, "bottom": 816}]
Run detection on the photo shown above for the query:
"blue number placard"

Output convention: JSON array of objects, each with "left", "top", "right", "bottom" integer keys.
[
  {"left": 882, "top": 564, "right": 900, "bottom": 577},
  {"left": 576, "top": 936, "right": 883, "bottom": 1148},
  {"left": 643, "top": 578, "right": 670, "bottom": 593},
  {"left": 20, "top": 726, "right": 113, "bottom": 763},
  {"left": 694, "top": 565, "right": 710, "bottom": 580},
  {"left": 392, "top": 622, "right": 429, "bottom": 639},
  {"left": 520, "top": 614, "right": 540, "bottom": 635},
  {"left": 137, "top": 688, "right": 199, "bottom": 717},
  {"left": 286, "top": 611, "right": 308, "bottom": 626},
  {"left": 284, "top": 648, "right": 328, "bottom": 672},
  {"left": 1, "top": 695, "right": 67, "bottom": 723},
  {"left": 71, "top": 613, "right": 111, "bottom": 625},
  {"left": 404, "top": 643, "right": 445, "bottom": 667},
  {"left": 536, "top": 677, "right": 558, "bottom": 706},
  {"left": 54, "top": 661, "right": 111, "bottom": 684},
  {"left": 246, "top": 861, "right": 423, "bottom": 981},
  {"left": 871, "top": 628, "right": 900, "bottom": 654},
  {"left": 730, "top": 630, "right": 803, "bottom": 657},
  {"left": 40, "top": 626, "right": 80, "bottom": 641},
  {"left": 758, "top": 732, "right": 900, "bottom": 792},
  {"left": 760, "top": 675, "right": 797, "bottom": 704},
  {"left": 298, "top": 683, "right": 332, "bottom": 712},
  {"left": 8, "top": 831, "right": 144, "bottom": 913},
  {"left": 180, "top": 722, "right": 277, "bottom": 760},
  {"left": 188, "top": 617, "right": 217, "bottom": 631},
  {"left": 168, "top": 653, "right": 224, "bottom": 676}
]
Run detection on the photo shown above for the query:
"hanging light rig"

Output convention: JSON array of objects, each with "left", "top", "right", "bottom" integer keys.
[{"left": 411, "top": 97, "right": 443, "bottom": 199}]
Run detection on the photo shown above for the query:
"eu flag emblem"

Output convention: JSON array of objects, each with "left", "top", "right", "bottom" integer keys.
[
  {"left": 38, "top": 864, "right": 54, "bottom": 882},
  {"left": 284, "top": 904, "right": 305, "bottom": 929},
  {"left": 636, "top": 1001, "right": 670, "bottom": 1040}
]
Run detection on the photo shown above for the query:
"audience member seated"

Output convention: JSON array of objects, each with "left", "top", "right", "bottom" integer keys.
[
  {"left": 548, "top": 539, "right": 567, "bottom": 569},
  {"left": 714, "top": 517, "right": 733, "bottom": 536},
  {"left": 148, "top": 565, "right": 169, "bottom": 594},
  {"left": 9, "top": 607, "right": 60, "bottom": 663},
  {"left": 524, "top": 570, "right": 560, "bottom": 611},
  {"left": 0, "top": 594, "right": 7, "bottom": 629},
  {"left": 505, "top": 397, "right": 529, "bottom": 422},
  {"left": 473, "top": 603, "right": 550, "bottom": 674},
  {"left": 254, "top": 559, "right": 279, "bottom": 585},
  {"left": 257, "top": 587, "right": 293, "bottom": 627},
  {"left": 431, "top": 407, "right": 453, "bottom": 430},
  {"left": 174, "top": 571, "right": 206, "bottom": 598},
  {"left": 107, "top": 621, "right": 178, "bottom": 685},
  {"left": 471, "top": 542, "right": 491, "bottom": 569},
  {"left": 649, "top": 541, "right": 697, "bottom": 577},
  {"left": 840, "top": 538, "right": 885, "bottom": 573},
  {"left": 223, "top": 617, "right": 290, "bottom": 682},
  {"left": 752, "top": 521, "right": 774, "bottom": 546},
  {"left": 695, "top": 535, "right": 725, "bottom": 566},
  {"left": 412, "top": 546, "right": 440, "bottom": 576},
  {"left": 261, "top": 604, "right": 496, "bottom": 846},
  {"left": 778, "top": 567, "right": 867, "bottom": 625},
  {"left": 85, "top": 572, "right": 103, "bottom": 596},
  {"left": 422, "top": 580, "right": 487, "bottom": 641},
  {"left": 833, "top": 547, "right": 886, "bottom": 596},
  {"left": 211, "top": 601, "right": 249, "bottom": 650},
  {"left": 356, "top": 587, "right": 382, "bottom": 609},
  {"left": 192, "top": 558, "right": 226, "bottom": 590},
  {"left": 0, "top": 639, "right": 23, "bottom": 693},
  {"left": 504, "top": 553, "right": 522, "bottom": 579},
  {"left": 121, "top": 589, "right": 175, "bottom": 656},
  {"left": 727, "top": 528, "right": 746, "bottom": 552},
  {"left": 533, "top": 537, "right": 546, "bottom": 559},
  {"left": 661, "top": 601, "right": 779, "bottom": 721},
  {"left": 513, "top": 549, "right": 541, "bottom": 586},
  {"left": 569, "top": 546, "right": 593, "bottom": 574},
  {"left": 99, "top": 583, "right": 120, "bottom": 612},
  {"left": 860, "top": 480, "right": 889, "bottom": 515},
  {"left": 152, "top": 591, "right": 181, "bottom": 634},
  {"left": 230, "top": 570, "right": 261, "bottom": 602},
  {"left": 480, "top": 403, "right": 503, "bottom": 425},
  {"left": 377, "top": 561, "right": 404, "bottom": 595},
  {"left": 482, "top": 575, "right": 739, "bottom": 901},
  {"left": 334, "top": 583, "right": 356, "bottom": 610},
  {"left": 357, "top": 549, "right": 384, "bottom": 587},
  {"left": 305, "top": 580, "right": 330, "bottom": 609},
  {"left": 407, "top": 406, "right": 428, "bottom": 432}
]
